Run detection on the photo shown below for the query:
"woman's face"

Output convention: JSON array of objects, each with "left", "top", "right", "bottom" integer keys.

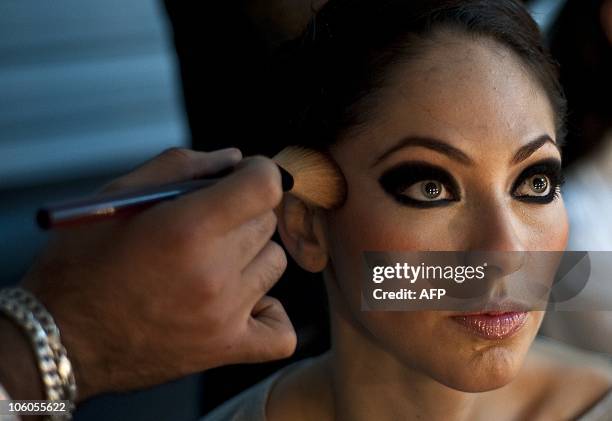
[{"left": 322, "top": 33, "right": 569, "bottom": 392}]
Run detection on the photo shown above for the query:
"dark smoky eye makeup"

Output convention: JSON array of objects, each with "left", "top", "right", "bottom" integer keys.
[
  {"left": 378, "top": 162, "right": 460, "bottom": 208},
  {"left": 511, "top": 158, "right": 565, "bottom": 204}
]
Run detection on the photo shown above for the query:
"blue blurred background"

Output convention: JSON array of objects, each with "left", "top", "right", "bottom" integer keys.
[
  {"left": 0, "top": 1, "right": 198, "bottom": 419},
  {"left": 0, "top": 0, "right": 187, "bottom": 280}
]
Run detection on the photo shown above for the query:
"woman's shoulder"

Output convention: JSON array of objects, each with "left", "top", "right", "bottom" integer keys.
[
  {"left": 200, "top": 357, "right": 321, "bottom": 421},
  {"left": 266, "top": 353, "right": 333, "bottom": 421},
  {"left": 515, "top": 337, "right": 612, "bottom": 420}
]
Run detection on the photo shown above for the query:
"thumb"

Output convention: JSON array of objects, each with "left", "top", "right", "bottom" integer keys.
[
  {"left": 102, "top": 147, "right": 242, "bottom": 192},
  {"left": 237, "top": 296, "right": 297, "bottom": 364}
]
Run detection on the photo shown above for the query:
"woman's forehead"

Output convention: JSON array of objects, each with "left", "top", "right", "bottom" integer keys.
[{"left": 336, "top": 35, "right": 556, "bottom": 163}]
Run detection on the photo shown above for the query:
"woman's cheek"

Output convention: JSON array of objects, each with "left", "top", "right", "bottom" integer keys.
[
  {"left": 329, "top": 195, "right": 455, "bottom": 252},
  {"left": 513, "top": 199, "right": 569, "bottom": 251},
  {"left": 543, "top": 198, "right": 569, "bottom": 250},
  {"left": 325, "top": 198, "right": 455, "bottom": 304}
]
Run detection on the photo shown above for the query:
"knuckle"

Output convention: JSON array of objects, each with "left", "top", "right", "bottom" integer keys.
[
  {"left": 159, "top": 148, "right": 196, "bottom": 175},
  {"left": 271, "top": 318, "right": 297, "bottom": 358},
  {"left": 265, "top": 242, "right": 288, "bottom": 281},
  {"left": 249, "top": 157, "right": 283, "bottom": 206},
  {"left": 240, "top": 213, "right": 278, "bottom": 258},
  {"left": 254, "top": 212, "right": 278, "bottom": 239},
  {"left": 278, "top": 329, "right": 298, "bottom": 357},
  {"left": 161, "top": 147, "right": 193, "bottom": 163}
]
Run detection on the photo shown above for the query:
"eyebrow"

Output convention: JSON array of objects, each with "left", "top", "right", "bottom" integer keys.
[
  {"left": 371, "top": 134, "right": 559, "bottom": 168},
  {"left": 371, "top": 136, "right": 473, "bottom": 167},
  {"left": 510, "top": 135, "right": 559, "bottom": 165}
]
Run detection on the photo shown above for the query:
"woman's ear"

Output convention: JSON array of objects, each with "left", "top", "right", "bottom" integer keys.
[{"left": 277, "top": 194, "right": 328, "bottom": 273}]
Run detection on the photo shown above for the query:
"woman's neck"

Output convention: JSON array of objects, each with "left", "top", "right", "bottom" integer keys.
[{"left": 325, "top": 307, "right": 486, "bottom": 421}]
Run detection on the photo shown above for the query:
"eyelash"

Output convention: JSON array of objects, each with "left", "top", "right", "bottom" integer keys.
[
  {"left": 378, "top": 162, "right": 459, "bottom": 208},
  {"left": 378, "top": 160, "right": 565, "bottom": 208},
  {"left": 511, "top": 159, "right": 565, "bottom": 204}
]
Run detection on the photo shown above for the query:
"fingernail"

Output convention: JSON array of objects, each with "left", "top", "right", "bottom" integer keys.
[{"left": 223, "top": 147, "right": 242, "bottom": 161}]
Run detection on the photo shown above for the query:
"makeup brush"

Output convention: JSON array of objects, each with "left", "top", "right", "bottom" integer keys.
[
  {"left": 273, "top": 146, "right": 346, "bottom": 210},
  {"left": 36, "top": 146, "right": 347, "bottom": 229}
]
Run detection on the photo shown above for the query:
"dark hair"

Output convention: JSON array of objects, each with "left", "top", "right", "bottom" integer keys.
[{"left": 269, "top": 0, "right": 566, "bottom": 152}]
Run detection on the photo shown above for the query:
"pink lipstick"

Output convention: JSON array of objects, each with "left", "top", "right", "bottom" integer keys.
[{"left": 451, "top": 311, "right": 528, "bottom": 340}]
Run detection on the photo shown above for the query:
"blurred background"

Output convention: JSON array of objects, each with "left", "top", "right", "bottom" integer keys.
[
  {"left": 0, "top": 0, "right": 188, "bottom": 281},
  {"left": 0, "top": 0, "right": 610, "bottom": 420},
  {"left": 0, "top": 1, "right": 196, "bottom": 419}
]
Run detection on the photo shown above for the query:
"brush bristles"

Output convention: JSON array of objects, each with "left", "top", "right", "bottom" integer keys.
[{"left": 273, "top": 146, "right": 347, "bottom": 209}]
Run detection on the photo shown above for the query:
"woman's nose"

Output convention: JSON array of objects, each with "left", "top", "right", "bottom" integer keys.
[
  {"left": 465, "top": 196, "right": 526, "bottom": 250},
  {"left": 463, "top": 197, "right": 527, "bottom": 277}
]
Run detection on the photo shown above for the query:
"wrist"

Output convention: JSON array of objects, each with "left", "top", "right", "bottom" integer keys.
[
  {"left": 20, "top": 274, "right": 96, "bottom": 403},
  {"left": 0, "top": 316, "right": 45, "bottom": 400},
  {"left": 49, "top": 312, "right": 100, "bottom": 403},
  {"left": 0, "top": 286, "right": 84, "bottom": 421}
]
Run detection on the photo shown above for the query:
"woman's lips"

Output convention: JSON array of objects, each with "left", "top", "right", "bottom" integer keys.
[{"left": 451, "top": 311, "right": 528, "bottom": 340}]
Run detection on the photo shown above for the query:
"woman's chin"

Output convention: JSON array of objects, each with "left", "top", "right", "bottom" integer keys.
[
  {"left": 430, "top": 312, "right": 541, "bottom": 392},
  {"left": 383, "top": 311, "right": 540, "bottom": 393},
  {"left": 436, "top": 345, "right": 524, "bottom": 392}
]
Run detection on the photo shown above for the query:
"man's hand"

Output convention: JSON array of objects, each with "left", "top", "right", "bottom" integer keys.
[{"left": 20, "top": 147, "right": 297, "bottom": 402}]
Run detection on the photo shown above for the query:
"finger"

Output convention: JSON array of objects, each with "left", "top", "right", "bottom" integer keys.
[
  {"left": 226, "top": 211, "right": 278, "bottom": 270},
  {"left": 241, "top": 241, "right": 287, "bottom": 301},
  {"left": 238, "top": 296, "right": 297, "bottom": 363},
  {"left": 102, "top": 147, "right": 242, "bottom": 192},
  {"left": 179, "top": 156, "right": 284, "bottom": 233}
]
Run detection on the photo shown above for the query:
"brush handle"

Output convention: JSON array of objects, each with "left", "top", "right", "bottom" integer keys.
[{"left": 37, "top": 165, "right": 294, "bottom": 230}]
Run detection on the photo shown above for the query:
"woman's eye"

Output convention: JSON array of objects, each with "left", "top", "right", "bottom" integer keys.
[
  {"left": 400, "top": 180, "right": 453, "bottom": 201},
  {"left": 378, "top": 162, "right": 460, "bottom": 208},
  {"left": 511, "top": 159, "right": 564, "bottom": 204},
  {"left": 514, "top": 174, "right": 551, "bottom": 197}
]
